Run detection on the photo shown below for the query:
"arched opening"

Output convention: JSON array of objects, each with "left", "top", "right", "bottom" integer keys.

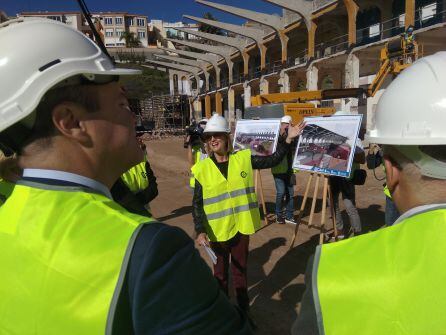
[
  {"left": 415, "top": 0, "right": 443, "bottom": 29},
  {"left": 356, "top": 6, "right": 382, "bottom": 45},
  {"left": 315, "top": 20, "right": 346, "bottom": 59},
  {"left": 180, "top": 76, "right": 188, "bottom": 95}
]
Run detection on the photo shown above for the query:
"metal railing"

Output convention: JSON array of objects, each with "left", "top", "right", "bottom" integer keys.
[{"left": 314, "top": 33, "right": 349, "bottom": 60}]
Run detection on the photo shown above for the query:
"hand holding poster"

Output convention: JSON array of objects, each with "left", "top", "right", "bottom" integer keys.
[
  {"left": 233, "top": 119, "right": 281, "bottom": 156},
  {"left": 292, "top": 115, "right": 362, "bottom": 177}
]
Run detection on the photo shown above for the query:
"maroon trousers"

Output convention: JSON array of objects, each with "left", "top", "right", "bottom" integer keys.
[{"left": 210, "top": 233, "right": 250, "bottom": 311}]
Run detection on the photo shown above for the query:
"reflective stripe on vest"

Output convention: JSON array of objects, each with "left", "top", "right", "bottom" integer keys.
[
  {"left": 192, "top": 149, "right": 260, "bottom": 242},
  {"left": 271, "top": 155, "right": 288, "bottom": 175},
  {"left": 0, "top": 183, "right": 152, "bottom": 334},
  {"left": 313, "top": 207, "right": 446, "bottom": 335},
  {"left": 121, "top": 160, "right": 148, "bottom": 193}
]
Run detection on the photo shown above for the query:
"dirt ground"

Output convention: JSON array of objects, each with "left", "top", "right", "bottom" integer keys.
[{"left": 145, "top": 137, "right": 387, "bottom": 335}]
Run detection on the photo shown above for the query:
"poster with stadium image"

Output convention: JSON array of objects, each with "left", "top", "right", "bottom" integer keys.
[
  {"left": 292, "top": 115, "right": 362, "bottom": 177},
  {"left": 233, "top": 119, "right": 281, "bottom": 156}
]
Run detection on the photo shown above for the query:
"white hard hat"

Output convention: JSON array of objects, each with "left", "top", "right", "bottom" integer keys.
[
  {"left": 198, "top": 118, "right": 208, "bottom": 124},
  {"left": 0, "top": 18, "right": 141, "bottom": 133},
  {"left": 366, "top": 52, "right": 446, "bottom": 145},
  {"left": 281, "top": 115, "right": 292, "bottom": 124},
  {"left": 203, "top": 114, "right": 230, "bottom": 133}
]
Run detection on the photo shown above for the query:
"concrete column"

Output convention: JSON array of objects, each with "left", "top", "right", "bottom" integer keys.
[
  {"left": 279, "top": 31, "right": 290, "bottom": 65},
  {"left": 228, "top": 87, "right": 236, "bottom": 123},
  {"left": 308, "top": 22, "right": 317, "bottom": 59},
  {"left": 215, "top": 91, "right": 223, "bottom": 115},
  {"left": 227, "top": 61, "right": 234, "bottom": 85},
  {"left": 243, "top": 83, "right": 252, "bottom": 109},
  {"left": 306, "top": 64, "right": 319, "bottom": 91},
  {"left": 279, "top": 70, "right": 290, "bottom": 93},
  {"left": 260, "top": 77, "right": 269, "bottom": 95},
  {"left": 405, "top": 0, "right": 415, "bottom": 28},
  {"left": 342, "top": 53, "right": 360, "bottom": 113},
  {"left": 344, "top": 0, "right": 359, "bottom": 46},
  {"left": 242, "top": 52, "right": 250, "bottom": 79},
  {"left": 260, "top": 45, "right": 268, "bottom": 72},
  {"left": 215, "top": 68, "right": 221, "bottom": 89},
  {"left": 205, "top": 95, "right": 212, "bottom": 119},
  {"left": 192, "top": 99, "right": 203, "bottom": 120},
  {"left": 169, "top": 72, "right": 175, "bottom": 96}
]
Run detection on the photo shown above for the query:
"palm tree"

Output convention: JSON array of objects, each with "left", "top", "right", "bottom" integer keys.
[
  {"left": 120, "top": 31, "right": 141, "bottom": 48},
  {"left": 198, "top": 12, "right": 223, "bottom": 35}
]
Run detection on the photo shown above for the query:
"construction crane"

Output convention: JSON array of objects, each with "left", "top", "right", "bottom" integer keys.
[{"left": 367, "top": 35, "right": 421, "bottom": 97}]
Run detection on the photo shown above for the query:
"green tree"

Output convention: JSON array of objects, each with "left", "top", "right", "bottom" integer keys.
[
  {"left": 198, "top": 12, "right": 223, "bottom": 35},
  {"left": 120, "top": 31, "right": 142, "bottom": 48}
]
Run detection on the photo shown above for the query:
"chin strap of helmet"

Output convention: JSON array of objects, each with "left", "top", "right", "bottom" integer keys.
[{"left": 76, "top": 0, "right": 114, "bottom": 64}]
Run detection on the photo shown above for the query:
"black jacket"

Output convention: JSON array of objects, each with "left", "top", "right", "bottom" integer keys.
[{"left": 192, "top": 140, "right": 291, "bottom": 234}]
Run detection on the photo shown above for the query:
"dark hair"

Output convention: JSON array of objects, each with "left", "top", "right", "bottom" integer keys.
[{"left": 0, "top": 84, "right": 99, "bottom": 153}]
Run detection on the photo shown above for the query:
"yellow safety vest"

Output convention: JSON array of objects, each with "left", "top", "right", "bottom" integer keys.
[
  {"left": 121, "top": 160, "right": 149, "bottom": 193},
  {"left": 313, "top": 207, "right": 446, "bottom": 335},
  {"left": 190, "top": 148, "right": 208, "bottom": 189},
  {"left": 192, "top": 149, "right": 260, "bottom": 242},
  {"left": 0, "top": 183, "right": 151, "bottom": 334},
  {"left": 0, "top": 179, "right": 14, "bottom": 205}
]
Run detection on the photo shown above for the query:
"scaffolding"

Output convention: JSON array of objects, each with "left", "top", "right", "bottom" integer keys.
[{"left": 130, "top": 94, "right": 190, "bottom": 135}]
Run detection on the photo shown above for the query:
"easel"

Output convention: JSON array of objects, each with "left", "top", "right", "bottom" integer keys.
[
  {"left": 290, "top": 173, "right": 338, "bottom": 248},
  {"left": 254, "top": 170, "right": 269, "bottom": 226}
]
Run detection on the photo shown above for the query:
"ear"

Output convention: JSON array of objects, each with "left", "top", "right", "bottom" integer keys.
[
  {"left": 52, "top": 102, "right": 91, "bottom": 145},
  {"left": 384, "top": 155, "right": 400, "bottom": 194}
]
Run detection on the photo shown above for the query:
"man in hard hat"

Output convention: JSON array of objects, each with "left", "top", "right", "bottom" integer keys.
[
  {"left": 0, "top": 19, "right": 252, "bottom": 334},
  {"left": 271, "top": 115, "right": 296, "bottom": 224},
  {"left": 192, "top": 114, "right": 305, "bottom": 323},
  {"left": 293, "top": 52, "right": 446, "bottom": 334}
]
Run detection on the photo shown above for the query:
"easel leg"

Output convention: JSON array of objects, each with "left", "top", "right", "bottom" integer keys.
[
  {"left": 290, "top": 173, "right": 313, "bottom": 249},
  {"left": 257, "top": 170, "right": 268, "bottom": 226},
  {"left": 328, "top": 180, "right": 338, "bottom": 240},
  {"left": 319, "top": 177, "right": 329, "bottom": 245},
  {"left": 308, "top": 174, "right": 321, "bottom": 228}
]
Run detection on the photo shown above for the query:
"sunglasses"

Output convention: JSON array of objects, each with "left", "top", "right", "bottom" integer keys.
[{"left": 203, "top": 133, "right": 226, "bottom": 141}]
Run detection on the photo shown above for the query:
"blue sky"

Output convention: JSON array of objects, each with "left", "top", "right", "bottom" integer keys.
[{"left": 1, "top": 0, "right": 283, "bottom": 24}]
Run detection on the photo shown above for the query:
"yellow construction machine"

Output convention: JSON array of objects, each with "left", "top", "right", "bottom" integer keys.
[
  {"left": 367, "top": 35, "right": 421, "bottom": 97},
  {"left": 247, "top": 88, "right": 363, "bottom": 122}
]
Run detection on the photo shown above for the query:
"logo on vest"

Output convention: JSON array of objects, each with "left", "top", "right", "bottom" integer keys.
[{"left": 240, "top": 171, "right": 247, "bottom": 178}]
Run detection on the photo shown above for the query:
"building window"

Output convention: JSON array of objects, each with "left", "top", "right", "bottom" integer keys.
[
  {"left": 138, "top": 30, "right": 146, "bottom": 39},
  {"left": 116, "top": 29, "right": 124, "bottom": 38},
  {"left": 115, "top": 17, "right": 123, "bottom": 25},
  {"left": 104, "top": 17, "right": 113, "bottom": 25},
  {"left": 105, "top": 29, "right": 114, "bottom": 37},
  {"left": 126, "top": 18, "right": 134, "bottom": 26},
  {"left": 137, "top": 18, "right": 145, "bottom": 26}
]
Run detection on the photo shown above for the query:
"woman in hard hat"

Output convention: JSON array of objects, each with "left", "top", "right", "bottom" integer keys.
[{"left": 192, "top": 113, "right": 305, "bottom": 321}]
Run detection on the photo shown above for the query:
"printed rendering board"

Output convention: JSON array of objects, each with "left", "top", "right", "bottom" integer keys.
[
  {"left": 292, "top": 115, "right": 362, "bottom": 177},
  {"left": 233, "top": 119, "right": 281, "bottom": 156}
]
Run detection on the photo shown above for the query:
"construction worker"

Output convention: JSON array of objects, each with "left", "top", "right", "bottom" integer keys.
[
  {"left": 192, "top": 114, "right": 305, "bottom": 321},
  {"left": 0, "top": 19, "right": 252, "bottom": 334},
  {"left": 111, "top": 138, "right": 158, "bottom": 216},
  {"left": 271, "top": 115, "right": 296, "bottom": 224},
  {"left": 403, "top": 24, "right": 415, "bottom": 53},
  {"left": 187, "top": 118, "right": 209, "bottom": 190},
  {"left": 293, "top": 52, "right": 446, "bottom": 334}
]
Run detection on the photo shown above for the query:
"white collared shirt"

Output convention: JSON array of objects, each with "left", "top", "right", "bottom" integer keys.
[{"left": 23, "top": 169, "right": 112, "bottom": 199}]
